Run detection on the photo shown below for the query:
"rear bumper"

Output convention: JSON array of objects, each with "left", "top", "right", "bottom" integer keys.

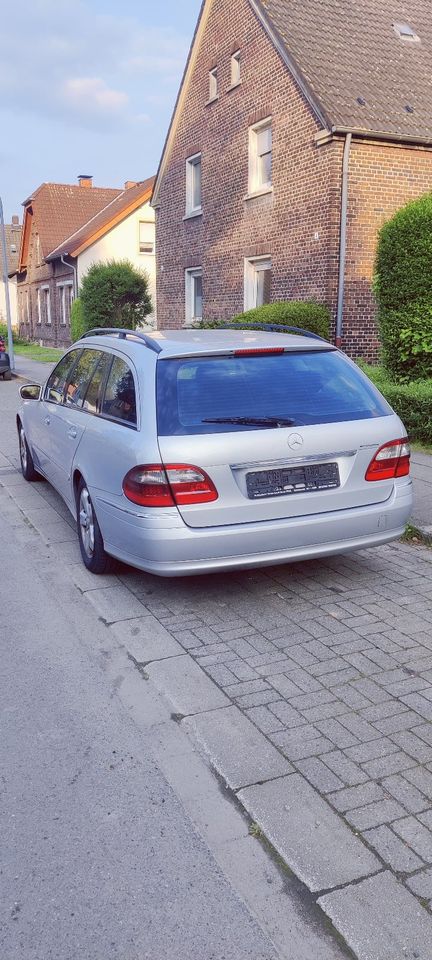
[{"left": 94, "top": 480, "right": 413, "bottom": 576}]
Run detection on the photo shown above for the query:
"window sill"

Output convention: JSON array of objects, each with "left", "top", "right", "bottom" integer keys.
[
  {"left": 183, "top": 208, "right": 203, "bottom": 221},
  {"left": 227, "top": 80, "right": 242, "bottom": 92},
  {"left": 205, "top": 95, "right": 219, "bottom": 106},
  {"left": 244, "top": 186, "right": 273, "bottom": 201}
]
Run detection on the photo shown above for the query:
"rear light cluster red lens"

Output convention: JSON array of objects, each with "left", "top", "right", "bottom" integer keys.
[
  {"left": 123, "top": 464, "right": 218, "bottom": 507},
  {"left": 234, "top": 347, "right": 285, "bottom": 356},
  {"left": 365, "top": 439, "right": 411, "bottom": 482}
]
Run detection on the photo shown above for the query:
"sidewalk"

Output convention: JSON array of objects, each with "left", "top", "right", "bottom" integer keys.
[{"left": 11, "top": 354, "right": 432, "bottom": 536}]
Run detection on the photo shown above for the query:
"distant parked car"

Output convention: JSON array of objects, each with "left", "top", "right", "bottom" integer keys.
[
  {"left": 0, "top": 335, "right": 11, "bottom": 380},
  {"left": 17, "top": 326, "right": 413, "bottom": 576}
]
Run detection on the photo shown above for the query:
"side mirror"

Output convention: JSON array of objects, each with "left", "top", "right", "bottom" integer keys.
[{"left": 20, "top": 383, "right": 41, "bottom": 401}]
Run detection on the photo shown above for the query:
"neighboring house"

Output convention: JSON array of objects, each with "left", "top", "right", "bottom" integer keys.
[
  {"left": 0, "top": 216, "right": 21, "bottom": 329},
  {"left": 152, "top": 0, "right": 432, "bottom": 360},
  {"left": 47, "top": 176, "right": 156, "bottom": 328}
]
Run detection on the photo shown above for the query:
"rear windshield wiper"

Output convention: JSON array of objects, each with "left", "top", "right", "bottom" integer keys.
[{"left": 202, "top": 416, "right": 297, "bottom": 427}]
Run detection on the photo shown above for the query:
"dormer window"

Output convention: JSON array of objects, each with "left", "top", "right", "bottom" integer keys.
[
  {"left": 208, "top": 67, "right": 218, "bottom": 102},
  {"left": 393, "top": 22, "right": 420, "bottom": 42},
  {"left": 231, "top": 51, "right": 241, "bottom": 87}
]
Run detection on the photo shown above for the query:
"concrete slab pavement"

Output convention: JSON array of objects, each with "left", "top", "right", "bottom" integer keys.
[{"left": 11, "top": 354, "right": 56, "bottom": 384}]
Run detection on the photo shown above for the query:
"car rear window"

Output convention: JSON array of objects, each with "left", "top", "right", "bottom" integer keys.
[{"left": 156, "top": 350, "right": 392, "bottom": 436}]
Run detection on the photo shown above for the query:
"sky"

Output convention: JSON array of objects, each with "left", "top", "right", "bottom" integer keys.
[{"left": 0, "top": 0, "right": 202, "bottom": 220}]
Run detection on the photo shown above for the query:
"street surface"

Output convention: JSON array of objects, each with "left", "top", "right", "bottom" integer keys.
[
  {"left": 0, "top": 379, "right": 347, "bottom": 960},
  {"left": 2, "top": 375, "right": 432, "bottom": 959}
]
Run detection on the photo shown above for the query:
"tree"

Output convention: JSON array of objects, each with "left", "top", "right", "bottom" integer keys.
[
  {"left": 374, "top": 194, "right": 432, "bottom": 380},
  {"left": 80, "top": 260, "right": 152, "bottom": 331}
]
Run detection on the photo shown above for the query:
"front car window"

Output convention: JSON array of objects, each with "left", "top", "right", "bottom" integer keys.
[
  {"left": 157, "top": 350, "right": 392, "bottom": 436},
  {"left": 45, "top": 350, "right": 81, "bottom": 404},
  {"left": 101, "top": 357, "right": 137, "bottom": 426}
]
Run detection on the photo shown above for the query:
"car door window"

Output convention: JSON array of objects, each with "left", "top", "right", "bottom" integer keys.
[
  {"left": 101, "top": 357, "right": 137, "bottom": 426},
  {"left": 82, "top": 353, "right": 112, "bottom": 414},
  {"left": 45, "top": 350, "right": 81, "bottom": 404},
  {"left": 64, "top": 349, "right": 102, "bottom": 408}
]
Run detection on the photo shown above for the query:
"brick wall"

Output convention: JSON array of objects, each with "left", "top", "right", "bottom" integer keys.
[
  {"left": 18, "top": 219, "right": 74, "bottom": 347},
  {"left": 155, "top": 0, "right": 342, "bottom": 328}
]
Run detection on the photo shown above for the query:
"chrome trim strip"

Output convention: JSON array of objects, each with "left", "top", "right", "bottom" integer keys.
[{"left": 231, "top": 450, "right": 357, "bottom": 470}]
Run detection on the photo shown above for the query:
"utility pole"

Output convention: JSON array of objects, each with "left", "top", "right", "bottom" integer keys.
[{"left": 0, "top": 195, "right": 15, "bottom": 370}]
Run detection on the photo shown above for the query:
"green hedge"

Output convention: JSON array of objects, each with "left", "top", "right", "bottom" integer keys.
[
  {"left": 199, "top": 301, "right": 330, "bottom": 340},
  {"left": 70, "top": 298, "right": 86, "bottom": 342},
  {"left": 360, "top": 364, "right": 432, "bottom": 443},
  {"left": 374, "top": 193, "right": 432, "bottom": 380}
]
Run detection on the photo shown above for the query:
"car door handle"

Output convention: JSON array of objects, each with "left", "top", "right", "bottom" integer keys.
[
  {"left": 68, "top": 427, "right": 77, "bottom": 439},
  {"left": 44, "top": 416, "right": 50, "bottom": 425}
]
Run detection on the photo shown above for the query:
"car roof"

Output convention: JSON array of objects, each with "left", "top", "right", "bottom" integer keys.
[{"left": 77, "top": 328, "right": 334, "bottom": 359}]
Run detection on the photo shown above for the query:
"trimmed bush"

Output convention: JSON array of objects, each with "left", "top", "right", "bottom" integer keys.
[
  {"left": 359, "top": 364, "right": 432, "bottom": 444},
  {"left": 80, "top": 260, "right": 152, "bottom": 331},
  {"left": 70, "top": 298, "right": 86, "bottom": 342},
  {"left": 374, "top": 193, "right": 432, "bottom": 380},
  {"left": 199, "top": 302, "right": 330, "bottom": 340}
]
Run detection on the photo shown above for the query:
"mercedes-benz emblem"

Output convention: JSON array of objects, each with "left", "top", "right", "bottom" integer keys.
[{"left": 287, "top": 433, "right": 304, "bottom": 450}]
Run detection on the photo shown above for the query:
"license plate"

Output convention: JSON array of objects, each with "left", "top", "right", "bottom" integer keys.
[{"left": 246, "top": 462, "right": 340, "bottom": 499}]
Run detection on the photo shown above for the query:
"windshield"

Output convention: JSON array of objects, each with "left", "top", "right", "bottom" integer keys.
[{"left": 156, "top": 350, "right": 392, "bottom": 436}]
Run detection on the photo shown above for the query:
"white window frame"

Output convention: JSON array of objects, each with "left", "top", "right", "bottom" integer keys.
[
  {"left": 26, "top": 289, "right": 30, "bottom": 324},
  {"left": 208, "top": 67, "right": 218, "bottom": 102},
  {"left": 36, "top": 288, "right": 42, "bottom": 324},
  {"left": 230, "top": 51, "right": 241, "bottom": 87},
  {"left": 244, "top": 256, "right": 272, "bottom": 311},
  {"left": 185, "top": 267, "right": 203, "bottom": 325},
  {"left": 57, "top": 280, "right": 74, "bottom": 325},
  {"left": 40, "top": 284, "right": 51, "bottom": 325},
  {"left": 185, "top": 153, "right": 202, "bottom": 217},
  {"left": 138, "top": 220, "right": 154, "bottom": 255},
  {"left": 248, "top": 117, "right": 272, "bottom": 197}
]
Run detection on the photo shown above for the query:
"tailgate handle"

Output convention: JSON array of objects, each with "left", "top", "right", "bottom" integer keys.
[
  {"left": 68, "top": 427, "right": 77, "bottom": 439},
  {"left": 44, "top": 416, "right": 50, "bottom": 426}
]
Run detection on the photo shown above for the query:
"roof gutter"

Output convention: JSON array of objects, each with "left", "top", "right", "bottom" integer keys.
[
  {"left": 331, "top": 125, "right": 432, "bottom": 149},
  {"left": 335, "top": 133, "right": 352, "bottom": 348}
]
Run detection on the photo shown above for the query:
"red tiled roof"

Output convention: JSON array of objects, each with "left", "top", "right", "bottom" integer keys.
[
  {"left": 47, "top": 176, "right": 155, "bottom": 259},
  {"left": 23, "top": 182, "right": 122, "bottom": 263},
  {"left": 0, "top": 222, "right": 22, "bottom": 276}
]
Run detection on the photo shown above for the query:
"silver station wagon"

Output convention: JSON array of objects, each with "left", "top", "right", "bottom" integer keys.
[{"left": 17, "top": 327, "right": 413, "bottom": 576}]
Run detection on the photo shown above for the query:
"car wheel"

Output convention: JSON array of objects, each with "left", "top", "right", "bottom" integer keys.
[
  {"left": 18, "top": 423, "right": 39, "bottom": 481},
  {"left": 77, "top": 478, "right": 111, "bottom": 574},
  {"left": 3, "top": 370, "right": 12, "bottom": 380}
]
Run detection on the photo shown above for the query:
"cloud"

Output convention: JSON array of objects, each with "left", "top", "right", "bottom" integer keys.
[{"left": 63, "top": 77, "right": 128, "bottom": 116}]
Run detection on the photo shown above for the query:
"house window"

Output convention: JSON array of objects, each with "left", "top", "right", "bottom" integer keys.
[
  {"left": 185, "top": 154, "right": 202, "bottom": 216},
  {"left": 57, "top": 281, "right": 74, "bottom": 325},
  {"left": 39, "top": 285, "right": 51, "bottom": 324},
  {"left": 36, "top": 288, "right": 42, "bottom": 324},
  {"left": 393, "top": 22, "right": 420, "bottom": 41},
  {"left": 139, "top": 221, "right": 154, "bottom": 254},
  {"left": 244, "top": 257, "right": 272, "bottom": 310},
  {"left": 231, "top": 51, "right": 241, "bottom": 86},
  {"left": 248, "top": 118, "right": 272, "bottom": 194},
  {"left": 185, "top": 267, "right": 203, "bottom": 323},
  {"left": 10, "top": 243, "right": 17, "bottom": 254},
  {"left": 208, "top": 67, "right": 218, "bottom": 101},
  {"left": 26, "top": 289, "right": 30, "bottom": 324}
]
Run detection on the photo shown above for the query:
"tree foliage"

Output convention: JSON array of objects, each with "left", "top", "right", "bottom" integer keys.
[{"left": 80, "top": 260, "right": 152, "bottom": 331}]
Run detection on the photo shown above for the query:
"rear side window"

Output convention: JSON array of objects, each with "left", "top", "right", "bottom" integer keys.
[
  {"left": 83, "top": 353, "right": 112, "bottom": 414},
  {"left": 64, "top": 349, "right": 102, "bottom": 408},
  {"left": 45, "top": 350, "right": 81, "bottom": 404},
  {"left": 156, "top": 350, "right": 392, "bottom": 436},
  {"left": 101, "top": 357, "right": 137, "bottom": 426}
]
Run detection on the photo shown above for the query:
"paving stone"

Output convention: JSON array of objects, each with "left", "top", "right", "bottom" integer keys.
[
  {"left": 338, "top": 714, "right": 383, "bottom": 742},
  {"left": 401, "top": 694, "right": 432, "bottom": 722},
  {"left": 239, "top": 774, "right": 379, "bottom": 893},
  {"left": 206, "top": 663, "right": 238, "bottom": 686},
  {"left": 319, "top": 871, "right": 432, "bottom": 960},
  {"left": 227, "top": 660, "right": 258, "bottom": 681},
  {"left": 382, "top": 775, "right": 429, "bottom": 815},
  {"left": 322, "top": 751, "right": 369, "bottom": 786},
  {"left": 374, "top": 711, "right": 425, "bottom": 735},
  {"left": 84, "top": 584, "right": 149, "bottom": 624},
  {"left": 302, "top": 701, "right": 348, "bottom": 722},
  {"left": 391, "top": 731, "right": 432, "bottom": 764},
  {"left": 351, "top": 678, "right": 392, "bottom": 703},
  {"left": 245, "top": 705, "right": 286, "bottom": 735},
  {"left": 403, "top": 767, "right": 432, "bottom": 800},
  {"left": 320, "top": 667, "right": 360, "bottom": 688},
  {"left": 347, "top": 737, "right": 400, "bottom": 764},
  {"left": 363, "top": 825, "right": 424, "bottom": 873},
  {"left": 267, "top": 674, "right": 303, "bottom": 698},
  {"left": 406, "top": 867, "right": 432, "bottom": 898},
  {"left": 360, "top": 702, "right": 408, "bottom": 722},
  {"left": 418, "top": 810, "right": 432, "bottom": 831},
  {"left": 235, "top": 689, "right": 281, "bottom": 708},
  {"left": 147, "top": 654, "right": 229, "bottom": 715},
  {"left": 314, "top": 718, "right": 359, "bottom": 748},
  {"left": 283, "top": 667, "right": 323, "bottom": 693},
  {"left": 225, "top": 679, "right": 270, "bottom": 697},
  {"left": 110, "top": 616, "right": 184, "bottom": 663},
  {"left": 362, "top": 751, "right": 418, "bottom": 779},
  {"left": 271, "top": 731, "right": 334, "bottom": 762},
  {"left": 328, "top": 782, "right": 386, "bottom": 813},
  {"left": 184, "top": 705, "right": 292, "bottom": 790},
  {"left": 346, "top": 798, "right": 406, "bottom": 831},
  {"left": 415, "top": 724, "right": 432, "bottom": 748},
  {"left": 295, "top": 757, "right": 344, "bottom": 793},
  {"left": 392, "top": 816, "right": 432, "bottom": 862},
  {"left": 332, "top": 684, "right": 372, "bottom": 710},
  {"left": 268, "top": 700, "right": 305, "bottom": 727}
]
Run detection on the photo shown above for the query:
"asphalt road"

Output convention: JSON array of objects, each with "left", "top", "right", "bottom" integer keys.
[{"left": 0, "top": 379, "right": 348, "bottom": 960}]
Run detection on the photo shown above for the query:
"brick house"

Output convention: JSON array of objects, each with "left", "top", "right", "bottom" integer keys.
[{"left": 152, "top": 0, "right": 432, "bottom": 360}]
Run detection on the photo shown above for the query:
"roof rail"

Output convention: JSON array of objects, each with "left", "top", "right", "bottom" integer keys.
[
  {"left": 80, "top": 327, "right": 162, "bottom": 354},
  {"left": 210, "top": 322, "right": 327, "bottom": 342}
]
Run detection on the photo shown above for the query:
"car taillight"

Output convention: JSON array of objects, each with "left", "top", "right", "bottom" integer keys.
[
  {"left": 123, "top": 464, "right": 218, "bottom": 507},
  {"left": 234, "top": 347, "right": 285, "bottom": 356},
  {"left": 365, "top": 439, "right": 411, "bottom": 481}
]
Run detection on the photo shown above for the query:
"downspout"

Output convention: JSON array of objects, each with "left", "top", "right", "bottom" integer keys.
[
  {"left": 61, "top": 254, "right": 78, "bottom": 298},
  {"left": 335, "top": 132, "right": 352, "bottom": 348}
]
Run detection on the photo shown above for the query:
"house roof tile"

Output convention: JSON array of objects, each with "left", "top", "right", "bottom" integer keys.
[
  {"left": 0, "top": 222, "right": 22, "bottom": 277},
  {"left": 25, "top": 182, "right": 122, "bottom": 262}
]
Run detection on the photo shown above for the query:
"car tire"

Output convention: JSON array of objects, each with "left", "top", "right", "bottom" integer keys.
[
  {"left": 18, "top": 422, "right": 39, "bottom": 481},
  {"left": 77, "top": 477, "right": 111, "bottom": 574},
  {"left": 3, "top": 370, "right": 12, "bottom": 380}
]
